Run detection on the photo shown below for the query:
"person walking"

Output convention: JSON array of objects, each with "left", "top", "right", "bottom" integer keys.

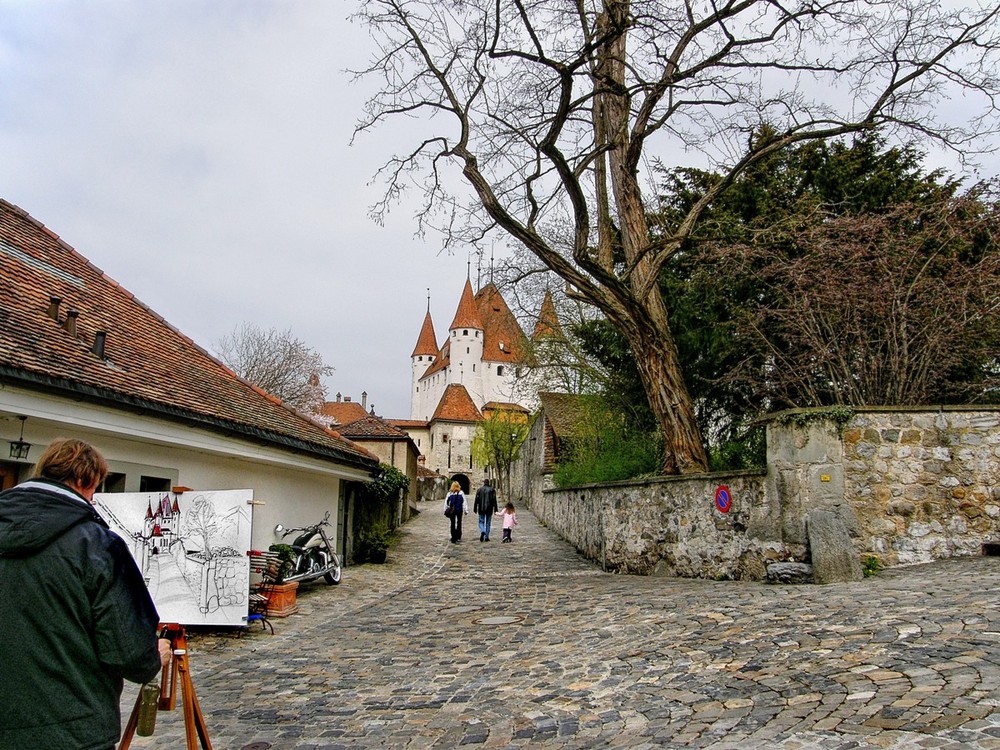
[
  {"left": 444, "top": 481, "right": 468, "bottom": 543},
  {"left": 498, "top": 501, "right": 519, "bottom": 543},
  {"left": 0, "top": 438, "right": 170, "bottom": 749},
  {"left": 473, "top": 478, "right": 499, "bottom": 542}
]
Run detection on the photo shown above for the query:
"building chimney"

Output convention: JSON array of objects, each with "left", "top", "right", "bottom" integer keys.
[
  {"left": 362, "top": 391, "right": 368, "bottom": 409},
  {"left": 47, "top": 296, "right": 62, "bottom": 321},
  {"left": 92, "top": 331, "right": 107, "bottom": 359},
  {"left": 336, "top": 392, "right": 342, "bottom": 402},
  {"left": 63, "top": 309, "right": 79, "bottom": 337}
]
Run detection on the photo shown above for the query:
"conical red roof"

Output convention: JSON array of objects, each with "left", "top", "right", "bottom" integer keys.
[
  {"left": 411, "top": 310, "right": 438, "bottom": 357},
  {"left": 532, "top": 289, "right": 563, "bottom": 339},
  {"left": 449, "top": 278, "right": 483, "bottom": 330}
]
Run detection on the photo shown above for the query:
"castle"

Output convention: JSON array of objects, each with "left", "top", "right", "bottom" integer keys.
[{"left": 390, "top": 278, "right": 561, "bottom": 491}]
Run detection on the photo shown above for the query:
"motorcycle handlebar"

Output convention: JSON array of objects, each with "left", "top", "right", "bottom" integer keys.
[{"left": 275, "top": 517, "right": 332, "bottom": 536}]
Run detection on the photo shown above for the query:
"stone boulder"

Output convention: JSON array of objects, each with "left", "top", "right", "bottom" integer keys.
[
  {"left": 807, "top": 509, "right": 863, "bottom": 583},
  {"left": 765, "top": 561, "right": 814, "bottom": 584}
]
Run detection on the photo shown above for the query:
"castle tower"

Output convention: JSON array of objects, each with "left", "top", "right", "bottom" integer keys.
[
  {"left": 410, "top": 294, "right": 439, "bottom": 420},
  {"left": 448, "top": 278, "right": 485, "bottom": 403}
]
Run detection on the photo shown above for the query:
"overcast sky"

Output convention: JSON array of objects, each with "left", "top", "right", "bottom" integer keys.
[
  {"left": 0, "top": 1, "right": 480, "bottom": 420},
  {"left": 3, "top": 2, "right": 998, "bottom": 421}
]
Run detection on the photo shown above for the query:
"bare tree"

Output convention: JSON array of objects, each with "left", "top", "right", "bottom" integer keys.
[
  {"left": 719, "top": 190, "right": 1000, "bottom": 407},
  {"left": 215, "top": 323, "right": 333, "bottom": 414},
  {"left": 185, "top": 496, "right": 219, "bottom": 561},
  {"left": 353, "top": 0, "right": 1000, "bottom": 473}
]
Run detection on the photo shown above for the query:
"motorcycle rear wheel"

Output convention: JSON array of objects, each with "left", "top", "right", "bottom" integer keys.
[{"left": 324, "top": 554, "right": 342, "bottom": 585}]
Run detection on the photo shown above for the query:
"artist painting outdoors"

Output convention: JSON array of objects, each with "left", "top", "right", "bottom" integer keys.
[{"left": 0, "top": 438, "right": 170, "bottom": 749}]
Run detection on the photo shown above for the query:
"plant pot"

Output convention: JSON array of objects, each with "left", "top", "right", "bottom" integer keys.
[
  {"left": 264, "top": 581, "right": 299, "bottom": 616},
  {"left": 369, "top": 549, "right": 388, "bottom": 564}
]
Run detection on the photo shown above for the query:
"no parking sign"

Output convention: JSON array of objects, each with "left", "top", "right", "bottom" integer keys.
[{"left": 715, "top": 485, "right": 732, "bottom": 513}]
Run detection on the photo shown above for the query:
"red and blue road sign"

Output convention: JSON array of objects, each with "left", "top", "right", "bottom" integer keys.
[{"left": 715, "top": 485, "right": 732, "bottom": 513}]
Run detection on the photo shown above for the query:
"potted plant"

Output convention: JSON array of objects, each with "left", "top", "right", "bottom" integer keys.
[
  {"left": 359, "top": 525, "right": 393, "bottom": 564},
  {"left": 264, "top": 543, "right": 299, "bottom": 616}
]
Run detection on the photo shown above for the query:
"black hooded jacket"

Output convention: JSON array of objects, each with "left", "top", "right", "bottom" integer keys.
[{"left": 0, "top": 478, "right": 162, "bottom": 749}]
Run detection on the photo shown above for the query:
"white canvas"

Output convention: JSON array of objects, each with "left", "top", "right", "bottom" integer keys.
[{"left": 93, "top": 489, "right": 254, "bottom": 627}]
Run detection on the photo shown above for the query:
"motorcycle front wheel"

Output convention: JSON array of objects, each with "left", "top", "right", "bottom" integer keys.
[{"left": 324, "top": 553, "right": 342, "bottom": 585}]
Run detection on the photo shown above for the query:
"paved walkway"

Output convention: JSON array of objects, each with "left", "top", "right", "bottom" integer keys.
[{"left": 123, "top": 502, "right": 1000, "bottom": 749}]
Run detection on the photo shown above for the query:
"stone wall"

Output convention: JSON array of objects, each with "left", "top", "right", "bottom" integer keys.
[
  {"left": 533, "top": 470, "right": 772, "bottom": 579},
  {"left": 843, "top": 409, "right": 1000, "bottom": 566},
  {"left": 529, "top": 407, "right": 1000, "bottom": 579}
]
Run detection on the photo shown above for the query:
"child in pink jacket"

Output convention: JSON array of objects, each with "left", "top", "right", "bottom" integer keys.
[{"left": 497, "top": 501, "right": 518, "bottom": 543}]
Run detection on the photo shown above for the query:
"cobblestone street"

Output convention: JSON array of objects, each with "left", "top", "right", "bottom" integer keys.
[{"left": 124, "top": 501, "right": 1000, "bottom": 749}]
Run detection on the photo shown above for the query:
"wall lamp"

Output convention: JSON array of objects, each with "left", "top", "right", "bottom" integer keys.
[{"left": 9, "top": 416, "right": 30, "bottom": 460}]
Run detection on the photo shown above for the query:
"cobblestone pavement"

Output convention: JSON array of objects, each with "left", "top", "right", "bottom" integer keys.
[{"left": 123, "top": 502, "right": 1000, "bottom": 750}]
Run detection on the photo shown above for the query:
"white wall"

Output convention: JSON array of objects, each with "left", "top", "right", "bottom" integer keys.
[{"left": 0, "top": 386, "right": 372, "bottom": 554}]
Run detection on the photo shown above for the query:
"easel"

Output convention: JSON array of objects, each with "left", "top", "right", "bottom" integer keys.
[{"left": 120, "top": 624, "right": 213, "bottom": 750}]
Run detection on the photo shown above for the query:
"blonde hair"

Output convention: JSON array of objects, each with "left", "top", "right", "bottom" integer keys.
[
  {"left": 450, "top": 481, "right": 461, "bottom": 492},
  {"left": 33, "top": 438, "right": 108, "bottom": 490}
]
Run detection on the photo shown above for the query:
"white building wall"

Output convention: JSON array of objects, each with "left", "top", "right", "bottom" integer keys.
[{"left": 0, "top": 386, "right": 372, "bottom": 555}]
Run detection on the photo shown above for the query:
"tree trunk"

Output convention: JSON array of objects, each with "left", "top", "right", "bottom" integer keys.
[{"left": 625, "top": 319, "right": 709, "bottom": 474}]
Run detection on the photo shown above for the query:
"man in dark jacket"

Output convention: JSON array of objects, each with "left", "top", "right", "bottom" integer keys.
[
  {"left": 473, "top": 478, "right": 499, "bottom": 542},
  {"left": 0, "top": 438, "right": 168, "bottom": 749}
]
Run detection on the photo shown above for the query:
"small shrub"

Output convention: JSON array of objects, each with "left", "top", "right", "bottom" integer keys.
[
  {"left": 862, "top": 554, "right": 882, "bottom": 577},
  {"left": 357, "top": 525, "right": 394, "bottom": 562},
  {"left": 553, "top": 424, "right": 661, "bottom": 487}
]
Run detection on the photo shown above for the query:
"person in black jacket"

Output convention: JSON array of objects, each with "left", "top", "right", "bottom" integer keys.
[
  {"left": 0, "top": 438, "right": 170, "bottom": 750},
  {"left": 473, "top": 478, "right": 499, "bottom": 542}
]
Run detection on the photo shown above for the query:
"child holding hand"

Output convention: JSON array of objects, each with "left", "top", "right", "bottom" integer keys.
[{"left": 497, "top": 501, "right": 519, "bottom": 543}]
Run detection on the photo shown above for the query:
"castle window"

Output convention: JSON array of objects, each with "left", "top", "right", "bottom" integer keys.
[
  {"left": 472, "top": 364, "right": 476, "bottom": 372},
  {"left": 466, "top": 347, "right": 470, "bottom": 354},
  {"left": 497, "top": 365, "right": 505, "bottom": 376},
  {"left": 463, "top": 329, "right": 469, "bottom": 336}
]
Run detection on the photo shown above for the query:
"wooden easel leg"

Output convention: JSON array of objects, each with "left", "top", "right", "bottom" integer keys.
[
  {"left": 172, "top": 627, "right": 213, "bottom": 750},
  {"left": 118, "top": 625, "right": 213, "bottom": 750},
  {"left": 118, "top": 691, "right": 143, "bottom": 749}
]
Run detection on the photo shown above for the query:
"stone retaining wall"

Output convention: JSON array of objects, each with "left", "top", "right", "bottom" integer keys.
[
  {"left": 844, "top": 409, "right": 1000, "bottom": 566},
  {"left": 530, "top": 407, "right": 1000, "bottom": 579}
]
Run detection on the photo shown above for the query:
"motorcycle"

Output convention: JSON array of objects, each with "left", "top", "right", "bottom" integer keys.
[{"left": 273, "top": 511, "right": 342, "bottom": 585}]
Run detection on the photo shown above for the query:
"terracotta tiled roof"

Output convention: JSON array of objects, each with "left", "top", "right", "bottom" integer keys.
[
  {"left": 388, "top": 419, "right": 428, "bottom": 430},
  {"left": 539, "top": 392, "right": 593, "bottom": 437},
  {"left": 449, "top": 278, "right": 483, "bottom": 330},
  {"left": 431, "top": 384, "right": 483, "bottom": 423},
  {"left": 318, "top": 400, "right": 369, "bottom": 426},
  {"left": 411, "top": 309, "right": 438, "bottom": 358},
  {"left": 482, "top": 401, "right": 530, "bottom": 416},
  {"left": 0, "top": 198, "right": 378, "bottom": 471},
  {"left": 417, "top": 463, "right": 444, "bottom": 478},
  {"left": 420, "top": 338, "right": 450, "bottom": 379},
  {"left": 335, "top": 414, "right": 411, "bottom": 440},
  {"left": 532, "top": 289, "right": 563, "bottom": 340},
  {"left": 475, "top": 283, "right": 526, "bottom": 363},
  {"left": 415, "top": 281, "right": 530, "bottom": 388}
]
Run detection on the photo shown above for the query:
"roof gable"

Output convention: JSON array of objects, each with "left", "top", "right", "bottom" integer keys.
[
  {"left": 0, "top": 199, "right": 377, "bottom": 470},
  {"left": 475, "top": 283, "right": 526, "bottom": 363},
  {"left": 335, "top": 414, "right": 411, "bottom": 440},
  {"left": 539, "top": 391, "right": 595, "bottom": 438},
  {"left": 319, "top": 400, "right": 369, "bottom": 426},
  {"left": 431, "top": 383, "right": 483, "bottom": 423}
]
